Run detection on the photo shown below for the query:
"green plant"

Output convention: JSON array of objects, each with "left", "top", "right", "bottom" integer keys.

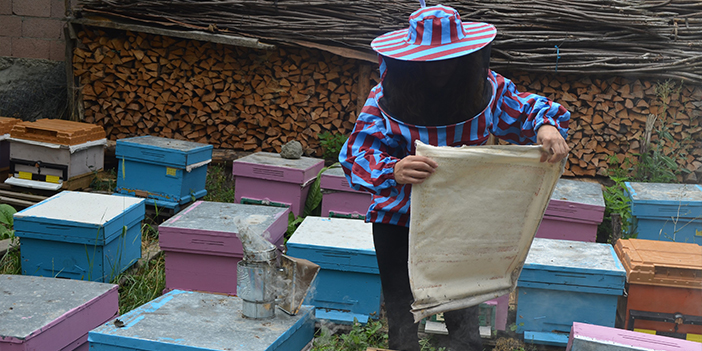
[
  {"left": 0, "top": 204, "right": 17, "bottom": 241},
  {"left": 318, "top": 132, "right": 348, "bottom": 163},
  {"left": 284, "top": 163, "right": 338, "bottom": 240},
  {"left": 115, "top": 253, "right": 166, "bottom": 315},
  {"left": 90, "top": 168, "right": 117, "bottom": 192},
  {"left": 0, "top": 247, "right": 21, "bottom": 275},
  {"left": 311, "top": 318, "right": 388, "bottom": 351},
  {"left": 203, "top": 164, "right": 237, "bottom": 203},
  {"left": 419, "top": 336, "right": 446, "bottom": 351}
]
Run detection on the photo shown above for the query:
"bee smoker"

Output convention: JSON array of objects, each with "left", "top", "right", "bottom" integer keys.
[{"left": 236, "top": 219, "right": 319, "bottom": 319}]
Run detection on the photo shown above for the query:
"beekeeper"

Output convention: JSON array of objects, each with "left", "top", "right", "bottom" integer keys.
[{"left": 339, "top": 3, "right": 571, "bottom": 351}]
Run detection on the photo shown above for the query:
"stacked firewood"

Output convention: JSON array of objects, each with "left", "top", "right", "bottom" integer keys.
[
  {"left": 506, "top": 72, "right": 702, "bottom": 180},
  {"left": 73, "top": 27, "right": 376, "bottom": 155},
  {"left": 73, "top": 27, "right": 701, "bottom": 179}
]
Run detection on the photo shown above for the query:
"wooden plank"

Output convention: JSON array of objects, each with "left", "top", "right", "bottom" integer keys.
[
  {"left": 0, "top": 190, "right": 47, "bottom": 203},
  {"left": 0, "top": 196, "right": 37, "bottom": 209},
  {"left": 70, "top": 18, "right": 276, "bottom": 51}
]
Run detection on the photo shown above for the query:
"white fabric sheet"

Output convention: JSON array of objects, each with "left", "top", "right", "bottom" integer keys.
[{"left": 409, "top": 141, "right": 563, "bottom": 322}]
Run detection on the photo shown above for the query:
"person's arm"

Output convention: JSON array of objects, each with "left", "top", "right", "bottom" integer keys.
[
  {"left": 490, "top": 71, "right": 571, "bottom": 162},
  {"left": 339, "top": 102, "right": 402, "bottom": 197}
]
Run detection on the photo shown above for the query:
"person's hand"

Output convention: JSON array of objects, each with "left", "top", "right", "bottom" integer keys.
[
  {"left": 537, "top": 125, "right": 570, "bottom": 163},
  {"left": 394, "top": 155, "right": 438, "bottom": 184}
]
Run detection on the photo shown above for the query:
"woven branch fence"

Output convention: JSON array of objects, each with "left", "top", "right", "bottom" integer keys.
[{"left": 78, "top": 0, "right": 702, "bottom": 82}]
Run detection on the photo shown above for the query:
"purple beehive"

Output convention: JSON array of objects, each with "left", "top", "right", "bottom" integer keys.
[
  {"left": 320, "top": 165, "right": 372, "bottom": 219},
  {"left": 536, "top": 178, "right": 605, "bottom": 242},
  {"left": 231, "top": 152, "right": 324, "bottom": 217},
  {"left": 158, "top": 201, "right": 290, "bottom": 296},
  {"left": 0, "top": 274, "right": 118, "bottom": 351},
  {"left": 567, "top": 322, "right": 701, "bottom": 351}
]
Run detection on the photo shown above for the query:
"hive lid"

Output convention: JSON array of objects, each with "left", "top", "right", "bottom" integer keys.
[
  {"left": 614, "top": 238, "right": 702, "bottom": 289},
  {"left": 88, "top": 290, "right": 314, "bottom": 351},
  {"left": 286, "top": 216, "right": 377, "bottom": 273},
  {"left": 625, "top": 182, "right": 702, "bottom": 219},
  {"left": 10, "top": 119, "right": 106, "bottom": 145},
  {"left": 544, "top": 178, "right": 605, "bottom": 222},
  {"left": 519, "top": 238, "right": 626, "bottom": 291},
  {"left": 550, "top": 179, "right": 605, "bottom": 207},
  {"left": 116, "top": 136, "right": 213, "bottom": 167},
  {"left": 320, "top": 165, "right": 363, "bottom": 193},
  {"left": 13, "top": 191, "right": 145, "bottom": 244},
  {"left": 232, "top": 152, "right": 324, "bottom": 185},
  {"left": 0, "top": 274, "right": 117, "bottom": 340},
  {"left": 158, "top": 201, "right": 289, "bottom": 256},
  {"left": 0, "top": 116, "right": 21, "bottom": 135}
]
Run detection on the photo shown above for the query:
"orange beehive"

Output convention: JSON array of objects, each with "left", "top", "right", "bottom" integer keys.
[
  {"left": 0, "top": 117, "right": 21, "bottom": 135},
  {"left": 10, "top": 119, "right": 105, "bottom": 146},
  {"left": 614, "top": 238, "right": 702, "bottom": 337}
]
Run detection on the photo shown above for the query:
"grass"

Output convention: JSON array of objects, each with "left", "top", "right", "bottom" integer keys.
[
  {"left": 0, "top": 164, "right": 536, "bottom": 350},
  {"left": 203, "top": 163, "right": 237, "bottom": 203}
]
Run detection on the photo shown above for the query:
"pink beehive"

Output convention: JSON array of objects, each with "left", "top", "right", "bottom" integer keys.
[
  {"left": 0, "top": 274, "right": 118, "bottom": 351},
  {"left": 158, "top": 201, "right": 290, "bottom": 296},
  {"left": 320, "top": 165, "right": 372, "bottom": 219},
  {"left": 567, "top": 322, "right": 701, "bottom": 350},
  {"left": 536, "top": 178, "right": 605, "bottom": 242},
  {"left": 232, "top": 152, "right": 324, "bottom": 217}
]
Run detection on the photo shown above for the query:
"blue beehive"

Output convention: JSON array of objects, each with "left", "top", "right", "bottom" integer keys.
[
  {"left": 285, "top": 216, "right": 380, "bottom": 324},
  {"left": 13, "top": 191, "right": 145, "bottom": 283},
  {"left": 625, "top": 182, "right": 702, "bottom": 245},
  {"left": 516, "top": 238, "right": 626, "bottom": 347},
  {"left": 115, "top": 136, "right": 213, "bottom": 211},
  {"left": 88, "top": 290, "right": 315, "bottom": 351}
]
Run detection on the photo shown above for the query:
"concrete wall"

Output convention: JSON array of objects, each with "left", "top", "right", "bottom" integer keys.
[{"left": 0, "top": 0, "right": 69, "bottom": 60}]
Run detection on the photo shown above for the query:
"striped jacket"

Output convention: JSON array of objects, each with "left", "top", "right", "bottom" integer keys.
[{"left": 339, "top": 69, "right": 570, "bottom": 227}]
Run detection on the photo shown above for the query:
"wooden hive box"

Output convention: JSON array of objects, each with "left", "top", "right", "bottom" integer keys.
[
  {"left": 0, "top": 274, "right": 118, "bottom": 351},
  {"left": 614, "top": 238, "right": 702, "bottom": 339},
  {"left": 516, "top": 238, "right": 626, "bottom": 347},
  {"left": 285, "top": 216, "right": 381, "bottom": 324},
  {"left": 624, "top": 182, "right": 702, "bottom": 245},
  {"left": 0, "top": 116, "right": 21, "bottom": 170},
  {"left": 13, "top": 191, "right": 145, "bottom": 282},
  {"left": 158, "top": 201, "right": 290, "bottom": 296},
  {"left": 320, "top": 165, "right": 372, "bottom": 220},
  {"left": 232, "top": 152, "right": 324, "bottom": 217},
  {"left": 115, "top": 136, "right": 213, "bottom": 212},
  {"left": 536, "top": 179, "right": 605, "bottom": 242},
  {"left": 6, "top": 119, "right": 106, "bottom": 190},
  {"left": 566, "top": 322, "right": 701, "bottom": 350},
  {"left": 88, "top": 290, "right": 315, "bottom": 351}
]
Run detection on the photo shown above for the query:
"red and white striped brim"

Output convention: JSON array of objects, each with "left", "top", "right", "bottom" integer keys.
[{"left": 371, "top": 5, "right": 496, "bottom": 61}]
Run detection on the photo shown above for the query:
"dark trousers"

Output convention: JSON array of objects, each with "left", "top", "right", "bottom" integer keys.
[{"left": 373, "top": 223, "right": 484, "bottom": 351}]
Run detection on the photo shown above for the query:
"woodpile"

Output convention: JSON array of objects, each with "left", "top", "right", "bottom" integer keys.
[
  {"left": 506, "top": 72, "right": 702, "bottom": 181},
  {"left": 73, "top": 26, "right": 377, "bottom": 156},
  {"left": 72, "top": 26, "right": 701, "bottom": 180}
]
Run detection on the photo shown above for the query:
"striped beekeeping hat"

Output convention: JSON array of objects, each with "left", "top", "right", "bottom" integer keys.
[{"left": 371, "top": 4, "right": 496, "bottom": 61}]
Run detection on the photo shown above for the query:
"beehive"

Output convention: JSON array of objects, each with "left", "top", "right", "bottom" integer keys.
[
  {"left": 566, "top": 322, "right": 701, "bottom": 351},
  {"left": 6, "top": 119, "right": 106, "bottom": 190},
  {"left": 88, "top": 290, "right": 315, "bottom": 351},
  {"left": 13, "top": 191, "right": 145, "bottom": 282},
  {"left": 0, "top": 116, "right": 21, "bottom": 170},
  {"left": 320, "top": 165, "right": 372, "bottom": 219},
  {"left": 285, "top": 216, "right": 381, "bottom": 324},
  {"left": 536, "top": 178, "right": 605, "bottom": 242},
  {"left": 516, "top": 238, "right": 626, "bottom": 346},
  {"left": 0, "top": 274, "right": 118, "bottom": 351},
  {"left": 614, "top": 238, "right": 702, "bottom": 338},
  {"left": 116, "top": 136, "right": 213, "bottom": 211},
  {"left": 232, "top": 152, "right": 324, "bottom": 217},
  {"left": 625, "top": 182, "right": 702, "bottom": 245},
  {"left": 158, "top": 201, "right": 290, "bottom": 295}
]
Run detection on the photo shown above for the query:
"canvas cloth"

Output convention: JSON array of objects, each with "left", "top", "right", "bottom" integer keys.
[{"left": 409, "top": 141, "right": 564, "bottom": 322}]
